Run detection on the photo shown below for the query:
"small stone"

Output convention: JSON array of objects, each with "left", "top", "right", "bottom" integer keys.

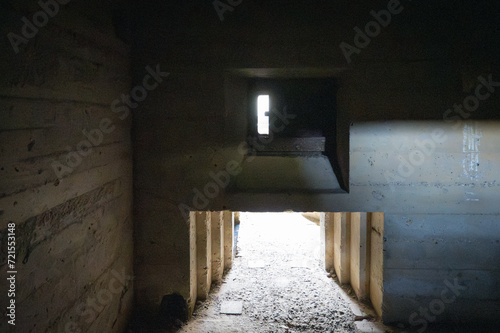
[{"left": 220, "top": 301, "right": 243, "bottom": 315}]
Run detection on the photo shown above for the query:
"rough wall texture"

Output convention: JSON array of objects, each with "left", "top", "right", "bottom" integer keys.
[
  {"left": 132, "top": 0, "right": 500, "bottom": 326},
  {"left": 0, "top": 0, "right": 133, "bottom": 332},
  {"left": 383, "top": 213, "right": 500, "bottom": 324}
]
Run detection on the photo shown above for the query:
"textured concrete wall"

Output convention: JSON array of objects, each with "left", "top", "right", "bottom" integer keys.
[
  {"left": 132, "top": 0, "right": 500, "bottom": 325},
  {"left": 383, "top": 213, "right": 500, "bottom": 325},
  {"left": 0, "top": 1, "right": 133, "bottom": 332}
]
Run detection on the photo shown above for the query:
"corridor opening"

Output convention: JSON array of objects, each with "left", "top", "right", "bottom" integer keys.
[{"left": 182, "top": 212, "right": 384, "bottom": 332}]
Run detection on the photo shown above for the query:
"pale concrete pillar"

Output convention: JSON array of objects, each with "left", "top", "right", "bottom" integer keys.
[
  {"left": 233, "top": 211, "right": 240, "bottom": 226},
  {"left": 232, "top": 212, "right": 240, "bottom": 256},
  {"left": 320, "top": 212, "right": 335, "bottom": 272},
  {"left": 189, "top": 212, "right": 197, "bottom": 316},
  {"left": 222, "top": 210, "right": 233, "bottom": 272},
  {"left": 370, "top": 212, "right": 384, "bottom": 317},
  {"left": 195, "top": 211, "right": 211, "bottom": 300},
  {"left": 334, "top": 212, "right": 350, "bottom": 284},
  {"left": 350, "top": 212, "right": 371, "bottom": 300},
  {"left": 320, "top": 212, "right": 326, "bottom": 267},
  {"left": 211, "top": 211, "right": 224, "bottom": 284}
]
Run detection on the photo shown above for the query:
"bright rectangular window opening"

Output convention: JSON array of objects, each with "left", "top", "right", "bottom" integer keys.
[{"left": 257, "top": 94, "right": 269, "bottom": 135}]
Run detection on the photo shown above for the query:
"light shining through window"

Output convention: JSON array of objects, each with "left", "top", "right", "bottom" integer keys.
[{"left": 257, "top": 94, "right": 269, "bottom": 135}]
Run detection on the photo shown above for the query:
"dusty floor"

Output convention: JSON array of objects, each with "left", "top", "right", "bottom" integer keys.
[{"left": 177, "top": 212, "right": 356, "bottom": 333}]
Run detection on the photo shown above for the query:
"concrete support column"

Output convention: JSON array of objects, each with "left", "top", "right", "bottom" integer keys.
[
  {"left": 334, "top": 212, "right": 351, "bottom": 284},
  {"left": 222, "top": 210, "right": 234, "bottom": 272},
  {"left": 195, "top": 211, "right": 212, "bottom": 300},
  {"left": 370, "top": 212, "right": 384, "bottom": 317},
  {"left": 189, "top": 212, "right": 197, "bottom": 316},
  {"left": 232, "top": 212, "right": 240, "bottom": 256},
  {"left": 350, "top": 212, "right": 371, "bottom": 300},
  {"left": 211, "top": 211, "right": 224, "bottom": 284},
  {"left": 320, "top": 212, "right": 335, "bottom": 272},
  {"left": 233, "top": 211, "right": 240, "bottom": 226}
]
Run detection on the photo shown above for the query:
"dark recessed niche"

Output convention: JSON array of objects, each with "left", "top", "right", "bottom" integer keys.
[
  {"left": 247, "top": 78, "right": 337, "bottom": 143},
  {"left": 224, "top": 68, "right": 348, "bottom": 193},
  {"left": 246, "top": 77, "right": 346, "bottom": 192}
]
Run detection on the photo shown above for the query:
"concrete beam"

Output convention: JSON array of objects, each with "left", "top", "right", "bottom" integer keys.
[
  {"left": 320, "top": 212, "right": 335, "bottom": 272},
  {"left": 195, "top": 211, "right": 211, "bottom": 300},
  {"left": 211, "top": 212, "right": 224, "bottom": 284},
  {"left": 333, "top": 212, "right": 350, "bottom": 284},
  {"left": 350, "top": 212, "right": 371, "bottom": 301},
  {"left": 222, "top": 210, "right": 234, "bottom": 272}
]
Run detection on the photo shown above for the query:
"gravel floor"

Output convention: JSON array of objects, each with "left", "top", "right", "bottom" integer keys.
[{"left": 177, "top": 212, "right": 356, "bottom": 333}]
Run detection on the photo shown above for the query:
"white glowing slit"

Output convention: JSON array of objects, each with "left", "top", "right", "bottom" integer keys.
[{"left": 257, "top": 94, "right": 269, "bottom": 135}]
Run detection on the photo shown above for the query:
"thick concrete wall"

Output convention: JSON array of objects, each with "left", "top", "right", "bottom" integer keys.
[
  {"left": 132, "top": 0, "right": 500, "bottom": 324},
  {"left": 383, "top": 213, "right": 500, "bottom": 325},
  {"left": 230, "top": 121, "right": 500, "bottom": 213},
  {"left": 0, "top": 1, "right": 133, "bottom": 332}
]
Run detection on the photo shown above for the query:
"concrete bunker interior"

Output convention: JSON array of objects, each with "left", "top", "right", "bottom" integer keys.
[{"left": 1, "top": 0, "right": 499, "bottom": 332}]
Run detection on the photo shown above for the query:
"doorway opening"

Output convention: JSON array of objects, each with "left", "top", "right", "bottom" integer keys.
[{"left": 182, "top": 212, "right": 384, "bottom": 332}]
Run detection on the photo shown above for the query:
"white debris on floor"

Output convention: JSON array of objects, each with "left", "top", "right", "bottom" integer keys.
[
  {"left": 178, "top": 212, "right": 356, "bottom": 333},
  {"left": 220, "top": 301, "right": 243, "bottom": 315}
]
